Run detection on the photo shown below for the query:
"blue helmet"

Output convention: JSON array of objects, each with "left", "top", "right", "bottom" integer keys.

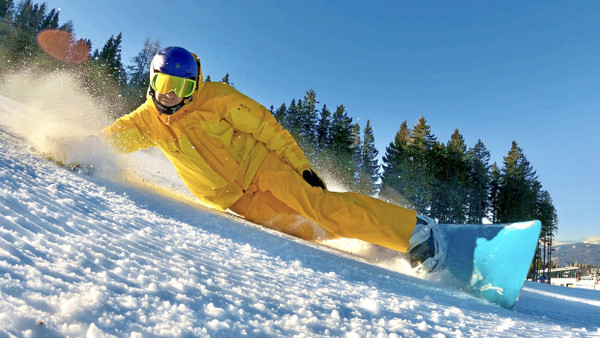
[
  {"left": 150, "top": 46, "right": 198, "bottom": 80},
  {"left": 149, "top": 46, "right": 200, "bottom": 114}
]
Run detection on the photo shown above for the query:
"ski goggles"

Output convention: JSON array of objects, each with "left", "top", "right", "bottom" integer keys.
[{"left": 150, "top": 73, "right": 197, "bottom": 97}]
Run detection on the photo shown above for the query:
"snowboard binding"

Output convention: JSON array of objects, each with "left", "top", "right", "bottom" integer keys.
[{"left": 408, "top": 215, "right": 446, "bottom": 274}]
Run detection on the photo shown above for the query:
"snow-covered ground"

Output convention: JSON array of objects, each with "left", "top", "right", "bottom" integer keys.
[{"left": 0, "top": 91, "right": 599, "bottom": 337}]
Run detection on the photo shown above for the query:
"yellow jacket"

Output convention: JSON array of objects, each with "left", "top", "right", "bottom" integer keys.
[{"left": 102, "top": 82, "right": 311, "bottom": 210}]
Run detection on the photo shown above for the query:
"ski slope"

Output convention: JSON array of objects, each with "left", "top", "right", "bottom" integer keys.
[{"left": 0, "top": 94, "right": 599, "bottom": 337}]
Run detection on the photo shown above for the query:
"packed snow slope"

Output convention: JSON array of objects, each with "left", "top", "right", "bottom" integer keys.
[{"left": 0, "top": 93, "right": 599, "bottom": 337}]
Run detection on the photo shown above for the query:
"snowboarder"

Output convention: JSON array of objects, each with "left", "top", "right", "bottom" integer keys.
[{"left": 101, "top": 46, "right": 442, "bottom": 270}]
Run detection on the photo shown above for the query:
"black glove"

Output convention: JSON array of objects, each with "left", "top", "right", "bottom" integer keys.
[{"left": 302, "top": 169, "right": 326, "bottom": 189}]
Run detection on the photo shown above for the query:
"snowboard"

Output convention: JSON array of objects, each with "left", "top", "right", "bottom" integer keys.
[{"left": 427, "top": 220, "right": 541, "bottom": 309}]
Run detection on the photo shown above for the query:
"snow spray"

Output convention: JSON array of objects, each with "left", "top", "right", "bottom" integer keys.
[{"left": 0, "top": 68, "right": 121, "bottom": 177}]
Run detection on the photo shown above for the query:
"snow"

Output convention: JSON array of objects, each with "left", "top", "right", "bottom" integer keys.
[{"left": 0, "top": 92, "right": 599, "bottom": 336}]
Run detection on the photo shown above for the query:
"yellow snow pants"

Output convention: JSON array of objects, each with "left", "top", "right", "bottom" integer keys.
[{"left": 229, "top": 152, "right": 417, "bottom": 253}]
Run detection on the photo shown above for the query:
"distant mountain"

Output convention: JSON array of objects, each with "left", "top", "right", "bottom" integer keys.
[
  {"left": 583, "top": 237, "right": 600, "bottom": 245},
  {"left": 552, "top": 242, "right": 600, "bottom": 267}
]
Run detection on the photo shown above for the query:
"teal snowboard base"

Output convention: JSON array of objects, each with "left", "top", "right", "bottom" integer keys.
[{"left": 429, "top": 220, "right": 541, "bottom": 309}]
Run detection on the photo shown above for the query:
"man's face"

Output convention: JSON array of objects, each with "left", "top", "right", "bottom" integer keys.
[{"left": 155, "top": 91, "right": 184, "bottom": 108}]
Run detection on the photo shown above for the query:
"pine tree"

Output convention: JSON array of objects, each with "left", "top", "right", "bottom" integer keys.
[
  {"left": 285, "top": 98, "right": 300, "bottom": 134},
  {"left": 13, "top": 0, "right": 36, "bottom": 31},
  {"left": 39, "top": 7, "right": 58, "bottom": 30},
  {"left": 351, "top": 122, "right": 362, "bottom": 191},
  {"left": 298, "top": 89, "right": 319, "bottom": 144},
  {"left": 329, "top": 105, "right": 353, "bottom": 151},
  {"left": 497, "top": 141, "right": 539, "bottom": 222},
  {"left": 97, "top": 33, "right": 127, "bottom": 85},
  {"left": 431, "top": 129, "right": 469, "bottom": 223},
  {"left": 406, "top": 117, "right": 436, "bottom": 215},
  {"left": 537, "top": 190, "right": 558, "bottom": 234},
  {"left": 123, "top": 37, "right": 160, "bottom": 108},
  {"left": 466, "top": 139, "right": 491, "bottom": 223},
  {"left": 11, "top": 1, "right": 62, "bottom": 32},
  {"left": 0, "top": 0, "right": 14, "bottom": 18},
  {"left": 326, "top": 105, "right": 356, "bottom": 186},
  {"left": 127, "top": 37, "right": 160, "bottom": 88},
  {"left": 357, "top": 120, "right": 380, "bottom": 195},
  {"left": 221, "top": 73, "right": 233, "bottom": 87},
  {"left": 5, "top": 0, "right": 69, "bottom": 57},
  {"left": 273, "top": 102, "right": 287, "bottom": 124},
  {"left": 316, "top": 104, "right": 331, "bottom": 149},
  {"left": 0, "top": 0, "right": 15, "bottom": 47},
  {"left": 6, "top": 0, "right": 37, "bottom": 57},
  {"left": 57, "top": 19, "right": 72, "bottom": 32},
  {"left": 536, "top": 189, "right": 559, "bottom": 269},
  {"left": 489, "top": 162, "right": 501, "bottom": 223},
  {"left": 380, "top": 121, "right": 412, "bottom": 206}
]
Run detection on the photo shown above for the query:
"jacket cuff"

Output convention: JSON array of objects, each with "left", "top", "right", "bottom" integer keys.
[{"left": 296, "top": 163, "right": 311, "bottom": 175}]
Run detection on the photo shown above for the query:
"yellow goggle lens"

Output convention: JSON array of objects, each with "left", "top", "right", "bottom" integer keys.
[{"left": 151, "top": 73, "right": 196, "bottom": 97}]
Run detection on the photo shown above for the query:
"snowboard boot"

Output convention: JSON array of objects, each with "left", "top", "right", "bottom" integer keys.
[{"left": 407, "top": 215, "right": 445, "bottom": 274}]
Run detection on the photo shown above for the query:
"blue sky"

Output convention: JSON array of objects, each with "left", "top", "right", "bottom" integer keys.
[{"left": 41, "top": 1, "right": 600, "bottom": 242}]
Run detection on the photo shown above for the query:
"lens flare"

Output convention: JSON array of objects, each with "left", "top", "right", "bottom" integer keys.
[{"left": 37, "top": 29, "right": 90, "bottom": 64}]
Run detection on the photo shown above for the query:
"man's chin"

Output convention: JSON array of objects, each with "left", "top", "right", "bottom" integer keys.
[{"left": 159, "top": 101, "right": 180, "bottom": 107}]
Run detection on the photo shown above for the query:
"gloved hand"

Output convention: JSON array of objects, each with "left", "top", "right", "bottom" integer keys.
[
  {"left": 67, "top": 134, "right": 117, "bottom": 177},
  {"left": 302, "top": 169, "right": 326, "bottom": 189}
]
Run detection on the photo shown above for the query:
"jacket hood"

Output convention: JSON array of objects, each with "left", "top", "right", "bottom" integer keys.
[{"left": 190, "top": 52, "right": 205, "bottom": 93}]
